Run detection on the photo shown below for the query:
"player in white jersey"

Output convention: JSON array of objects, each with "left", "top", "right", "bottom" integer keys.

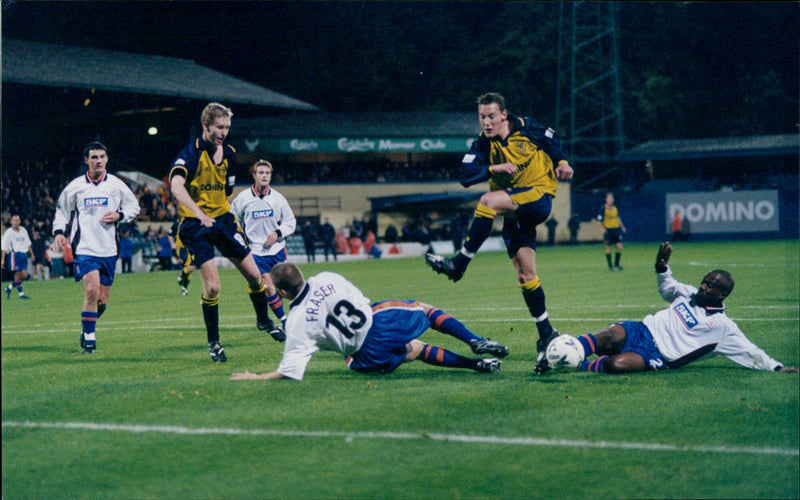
[
  {"left": 51, "top": 142, "right": 140, "bottom": 354},
  {"left": 230, "top": 160, "right": 296, "bottom": 326},
  {"left": 2, "top": 215, "right": 34, "bottom": 299},
  {"left": 231, "top": 263, "right": 509, "bottom": 381},
  {"left": 564, "top": 243, "right": 798, "bottom": 374}
]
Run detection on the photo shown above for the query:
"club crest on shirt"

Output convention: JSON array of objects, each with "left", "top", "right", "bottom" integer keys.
[
  {"left": 252, "top": 209, "right": 274, "bottom": 219},
  {"left": 672, "top": 302, "right": 699, "bottom": 329}
]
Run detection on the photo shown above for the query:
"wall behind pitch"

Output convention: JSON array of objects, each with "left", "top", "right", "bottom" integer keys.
[{"left": 616, "top": 188, "right": 798, "bottom": 242}]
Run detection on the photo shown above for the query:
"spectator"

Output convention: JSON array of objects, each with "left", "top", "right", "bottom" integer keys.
[
  {"left": 30, "top": 229, "right": 49, "bottom": 281},
  {"left": 671, "top": 212, "right": 683, "bottom": 242},
  {"left": 384, "top": 224, "right": 398, "bottom": 243},
  {"left": 568, "top": 213, "right": 580, "bottom": 245},
  {"left": 156, "top": 227, "right": 174, "bottom": 271},
  {"left": 300, "top": 220, "right": 318, "bottom": 263},
  {"left": 119, "top": 230, "right": 134, "bottom": 273},
  {"left": 319, "top": 217, "right": 338, "bottom": 262},
  {"left": 545, "top": 217, "right": 558, "bottom": 246}
]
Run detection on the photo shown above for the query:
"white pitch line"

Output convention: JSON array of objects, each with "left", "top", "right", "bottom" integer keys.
[{"left": 3, "top": 421, "right": 797, "bottom": 457}]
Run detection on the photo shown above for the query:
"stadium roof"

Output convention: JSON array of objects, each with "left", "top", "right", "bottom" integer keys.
[
  {"left": 2, "top": 38, "right": 319, "bottom": 111},
  {"left": 617, "top": 134, "right": 799, "bottom": 161}
]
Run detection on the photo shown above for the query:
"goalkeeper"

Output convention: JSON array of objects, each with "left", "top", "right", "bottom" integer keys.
[{"left": 564, "top": 242, "right": 798, "bottom": 374}]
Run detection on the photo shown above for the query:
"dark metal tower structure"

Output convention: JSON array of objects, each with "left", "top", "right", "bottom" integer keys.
[{"left": 556, "top": 2, "right": 628, "bottom": 187}]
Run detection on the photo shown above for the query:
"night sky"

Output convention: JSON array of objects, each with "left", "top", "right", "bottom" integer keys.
[{"left": 3, "top": 1, "right": 798, "bottom": 136}]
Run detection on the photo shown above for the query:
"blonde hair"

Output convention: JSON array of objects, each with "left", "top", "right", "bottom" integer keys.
[
  {"left": 201, "top": 102, "right": 233, "bottom": 126},
  {"left": 251, "top": 159, "right": 273, "bottom": 176}
]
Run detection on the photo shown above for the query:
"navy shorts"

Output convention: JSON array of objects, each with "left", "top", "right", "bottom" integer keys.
[
  {"left": 616, "top": 321, "right": 667, "bottom": 371},
  {"left": 8, "top": 252, "right": 28, "bottom": 272},
  {"left": 502, "top": 192, "right": 552, "bottom": 258},
  {"left": 347, "top": 300, "right": 430, "bottom": 374},
  {"left": 253, "top": 249, "right": 287, "bottom": 275},
  {"left": 73, "top": 255, "right": 117, "bottom": 286},
  {"left": 176, "top": 212, "right": 250, "bottom": 266},
  {"left": 604, "top": 227, "right": 623, "bottom": 245}
]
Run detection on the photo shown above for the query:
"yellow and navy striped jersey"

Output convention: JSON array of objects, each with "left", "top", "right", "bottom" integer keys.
[
  {"left": 597, "top": 204, "right": 622, "bottom": 229},
  {"left": 459, "top": 114, "right": 567, "bottom": 202},
  {"left": 169, "top": 139, "right": 237, "bottom": 219}
]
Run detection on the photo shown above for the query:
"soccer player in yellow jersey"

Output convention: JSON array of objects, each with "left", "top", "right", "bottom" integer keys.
[
  {"left": 596, "top": 192, "right": 627, "bottom": 271},
  {"left": 426, "top": 92, "right": 574, "bottom": 374},
  {"left": 169, "top": 103, "right": 284, "bottom": 363}
]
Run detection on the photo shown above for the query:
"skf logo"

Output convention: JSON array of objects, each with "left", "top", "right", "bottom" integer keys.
[
  {"left": 84, "top": 197, "right": 109, "bottom": 207},
  {"left": 673, "top": 302, "right": 699, "bottom": 329},
  {"left": 252, "top": 209, "right": 273, "bottom": 219}
]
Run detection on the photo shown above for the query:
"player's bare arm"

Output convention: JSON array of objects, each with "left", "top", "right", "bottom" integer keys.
[{"left": 170, "top": 175, "right": 214, "bottom": 227}]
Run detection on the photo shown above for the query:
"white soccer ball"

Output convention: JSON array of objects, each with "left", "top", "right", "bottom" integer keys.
[{"left": 545, "top": 334, "right": 584, "bottom": 369}]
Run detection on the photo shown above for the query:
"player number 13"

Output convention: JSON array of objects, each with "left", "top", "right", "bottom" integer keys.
[{"left": 325, "top": 300, "right": 367, "bottom": 338}]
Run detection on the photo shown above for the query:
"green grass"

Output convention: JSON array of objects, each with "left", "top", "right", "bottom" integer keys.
[{"left": 2, "top": 240, "right": 798, "bottom": 499}]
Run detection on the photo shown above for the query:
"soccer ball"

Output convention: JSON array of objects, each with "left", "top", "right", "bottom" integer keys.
[{"left": 545, "top": 334, "right": 584, "bottom": 369}]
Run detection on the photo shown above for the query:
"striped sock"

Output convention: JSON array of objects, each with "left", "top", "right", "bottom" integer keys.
[
  {"left": 81, "top": 311, "right": 98, "bottom": 335},
  {"left": 579, "top": 355, "right": 608, "bottom": 373},
  {"left": 267, "top": 292, "right": 286, "bottom": 323},
  {"left": 578, "top": 334, "right": 598, "bottom": 358},
  {"left": 419, "top": 344, "right": 475, "bottom": 369},
  {"left": 427, "top": 308, "right": 480, "bottom": 343}
]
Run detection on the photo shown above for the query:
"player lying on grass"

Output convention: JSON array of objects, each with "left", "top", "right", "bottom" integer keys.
[
  {"left": 557, "top": 242, "right": 798, "bottom": 374},
  {"left": 231, "top": 263, "right": 509, "bottom": 381}
]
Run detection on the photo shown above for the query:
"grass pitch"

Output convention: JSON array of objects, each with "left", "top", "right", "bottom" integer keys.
[{"left": 2, "top": 240, "right": 798, "bottom": 499}]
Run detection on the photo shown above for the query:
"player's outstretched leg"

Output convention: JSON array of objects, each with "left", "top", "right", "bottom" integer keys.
[
  {"left": 426, "top": 305, "right": 509, "bottom": 357},
  {"left": 418, "top": 343, "right": 501, "bottom": 373}
]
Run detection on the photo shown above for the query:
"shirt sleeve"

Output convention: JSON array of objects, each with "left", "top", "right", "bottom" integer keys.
[
  {"left": 715, "top": 323, "right": 784, "bottom": 371},
  {"left": 459, "top": 138, "right": 492, "bottom": 187},
  {"left": 117, "top": 178, "right": 141, "bottom": 223},
  {"left": 656, "top": 267, "right": 697, "bottom": 303},
  {"left": 53, "top": 181, "right": 76, "bottom": 235},
  {"left": 277, "top": 193, "right": 297, "bottom": 238}
]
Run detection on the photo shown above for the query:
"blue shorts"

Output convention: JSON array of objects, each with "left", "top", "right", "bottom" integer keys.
[
  {"left": 73, "top": 255, "right": 117, "bottom": 286},
  {"left": 347, "top": 300, "right": 430, "bottom": 374},
  {"left": 502, "top": 193, "right": 552, "bottom": 257},
  {"left": 176, "top": 212, "right": 250, "bottom": 266},
  {"left": 8, "top": 252, "right": 28, "bottom": 272},
  {"left": 616, "top": 321, "right": 667, "bottom": 371},
  {"left": 253, "top": 249, "right": 287, "bottom": 275}
]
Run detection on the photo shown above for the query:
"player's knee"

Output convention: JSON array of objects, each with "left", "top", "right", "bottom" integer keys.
[{"left": 605, "top": 354, "right": 646, "bottom": 374}]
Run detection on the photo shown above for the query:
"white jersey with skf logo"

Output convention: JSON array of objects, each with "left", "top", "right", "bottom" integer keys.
[
  {"left": 2, "top": 226, "right": 32, "bottom": 254},
  {"left": 642, "top": 267, "right": 781, "bottom": 371},
  {"left": 52, "top": 173, "right": 140, "bottom": 257},
  {"left": 278, "top": 272, "right": 373, "bottom": 380},
  {"left": 230, "top": 186, "right": 296, "bottom": 257}
]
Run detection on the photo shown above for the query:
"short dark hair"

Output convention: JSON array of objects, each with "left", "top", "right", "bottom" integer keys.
[
  {"left": 83, "top": 141, "right": 108, "bottom": 158},
  {"left": 270, "top": 262, "right": 305, "bottom": 297},
  {"left": 477, "top": 92, "right": 506, "bottom": 111},
  {"left": 709, "top": 269, "right": 735, "bottom": 296}
]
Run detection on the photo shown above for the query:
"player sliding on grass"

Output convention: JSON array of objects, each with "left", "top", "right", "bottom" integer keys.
[
  {"left": 425, "top": 92, "right": 573, "bottom": 375},
  {"left": 231, "top": 262, "right": 509, "bottom": 381},
  {"left": 561, "top": 242, "right": 798, "bottom": 374}
]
